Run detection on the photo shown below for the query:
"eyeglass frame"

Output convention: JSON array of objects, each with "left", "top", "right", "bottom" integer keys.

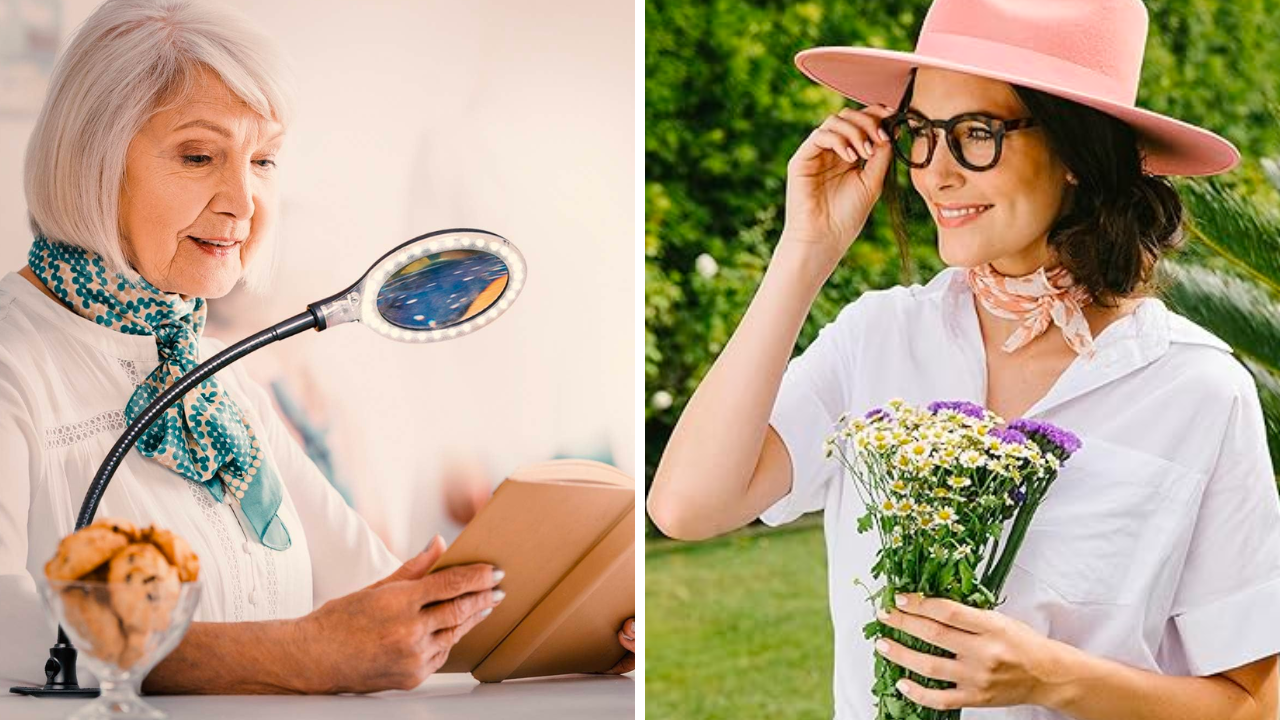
[{"left": 880, "top": 110, "right": 1039, "bottom": 172}]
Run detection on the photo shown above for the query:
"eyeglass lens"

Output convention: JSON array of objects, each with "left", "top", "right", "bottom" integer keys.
[{"left": 892, "top": 115, "right": 999, "bottom": 169}]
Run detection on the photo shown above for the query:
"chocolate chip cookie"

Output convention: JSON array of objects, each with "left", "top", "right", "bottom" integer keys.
[
  {"left": 142, "top": 527, "right": 200, "bottom": 583},
  {"left": 60, "top": 584, "right": 125, "bottom": 665},
  {"left": 106, "top": 543, "right": 181, "bottom": 633},
  {"left": 44, "top": 525, "right": 132, "bottom": 581}
]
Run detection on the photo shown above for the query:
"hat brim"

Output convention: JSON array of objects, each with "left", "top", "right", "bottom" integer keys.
[{"left": 796, "top": 47, "right": 1241, "bottom": 177}]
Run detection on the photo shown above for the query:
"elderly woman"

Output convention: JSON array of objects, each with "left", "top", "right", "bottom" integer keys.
[{"left": 0, "top": 0, "right": 634, "bottom": 694}]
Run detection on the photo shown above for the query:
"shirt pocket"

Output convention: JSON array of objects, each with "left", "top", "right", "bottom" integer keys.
[{"left": 1011, "top": 436, "right": 1199, "bottom": 605}]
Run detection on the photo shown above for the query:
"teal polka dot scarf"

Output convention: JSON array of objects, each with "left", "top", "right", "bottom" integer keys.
[{"left": 29, "top": 235, "right": 291, "bottom": 551}]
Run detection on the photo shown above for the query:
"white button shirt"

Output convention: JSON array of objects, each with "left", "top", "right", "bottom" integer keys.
[
  {"left": 0, "top": 271, "right": 402, "bottom": 688},
  {"left": 762, "top": 266, "right": 1280, "bottom": 720}
]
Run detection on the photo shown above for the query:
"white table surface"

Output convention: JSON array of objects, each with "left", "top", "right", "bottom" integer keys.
[{"left": 3, "top": 672, "right": 635, "bottom": 719}]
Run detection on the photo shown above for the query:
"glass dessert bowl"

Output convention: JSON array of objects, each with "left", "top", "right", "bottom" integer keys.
[{"left": 38, "top": 578, "right": 202, "bottom": 720}]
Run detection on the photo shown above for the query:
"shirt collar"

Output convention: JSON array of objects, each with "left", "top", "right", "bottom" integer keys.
[{"left": 935, "top": 266, "right": 1232, "bottom": 418}]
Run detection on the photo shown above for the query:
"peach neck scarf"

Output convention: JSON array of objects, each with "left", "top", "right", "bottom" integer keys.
[{"left": 965, "top": 263, "right": 1097, "bottom": 360}]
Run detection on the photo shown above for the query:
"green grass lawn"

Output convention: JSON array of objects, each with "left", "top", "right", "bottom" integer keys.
[{"left": 645, "top": 520, "right": 835, "bottom": 720}]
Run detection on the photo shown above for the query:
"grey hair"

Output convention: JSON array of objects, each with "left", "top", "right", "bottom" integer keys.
[{"left": 23, "top": 0, "right": 296, "bottom": 295}]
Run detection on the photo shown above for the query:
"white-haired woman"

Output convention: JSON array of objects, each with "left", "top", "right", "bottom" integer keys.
[{"left": 0, "top": 0, "right": 634, "bottom": 694}]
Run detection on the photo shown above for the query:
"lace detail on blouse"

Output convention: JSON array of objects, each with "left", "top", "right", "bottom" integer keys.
[
  {"left": 264, "top": 543, "right": 280, "bottom": 618},
  {"left": 189, "top": 480, "right": 245, "bottom": 622},
  {"left": 116, "top": 357, "right": 143, "bottom": 387},
  {"left": 44, "top": 409, "right": 126, "bottom": 450}
]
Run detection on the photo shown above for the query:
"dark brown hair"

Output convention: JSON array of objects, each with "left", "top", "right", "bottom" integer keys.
[{"left": 882, "top": 68, "right": 1185, "bottom": 309}]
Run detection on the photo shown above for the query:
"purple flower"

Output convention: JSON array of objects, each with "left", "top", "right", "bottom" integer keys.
[
  {"left": 865, "top": 407, "right": 889, "bottom": 421},
  {"left": 1008, "top": 485, "right": 1027, "bottom": 505},
  {"left": 1007, "top": 419, "right": 1083, "bottom": 457},
  {"left": 989, "top": 427, "right": 1028, "bottom": 446},
  {"left": 926, "top": 400, "right": 986, "bottom": 420}
]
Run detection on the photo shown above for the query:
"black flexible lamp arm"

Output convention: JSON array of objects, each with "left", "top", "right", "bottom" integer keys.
[
  {"left": 8, "top": 307, "right": 323, "bottom": 699},
  {"left": 76, "top": 307, "right": 322, "bottom": 529},
  {"left": 12, "top": 227, "right": 525, "bottom": 699}
]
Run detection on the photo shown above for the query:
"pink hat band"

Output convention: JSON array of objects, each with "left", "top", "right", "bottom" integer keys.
[{"left": 795, "top": 0, "right": 1240, "bottom": 176}]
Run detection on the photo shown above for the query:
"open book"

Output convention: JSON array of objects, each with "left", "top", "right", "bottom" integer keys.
[{"left": 428, "top": 458, "right": 634, "bottom": 682}]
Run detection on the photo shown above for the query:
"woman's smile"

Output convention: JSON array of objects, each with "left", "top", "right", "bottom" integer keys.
[
  {"left": 935, "top": 203, "right": 994, "bottom": 229},
  {"left": 188, "top": 235, "right": 243, "bottom": 260}
]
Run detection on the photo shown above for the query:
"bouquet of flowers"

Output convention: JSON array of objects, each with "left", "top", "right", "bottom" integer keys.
[{"left": 824, "top": 399, "right": 1082, "bottom": 720}]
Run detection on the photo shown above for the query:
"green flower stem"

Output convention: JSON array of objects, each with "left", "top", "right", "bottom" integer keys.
[
  {"left": 980, "top": 534, "right": 1000, "bottom": 581},
  {"left": 980, "top": 498, "right": 1038, "bottom": 595}
]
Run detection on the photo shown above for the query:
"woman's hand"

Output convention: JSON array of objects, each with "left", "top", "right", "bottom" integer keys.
[
  {"left": 874, "top": 593, "right": 1066, "bottom": 711},
  {"left": 781, "top": 104, "right": 897, "bottom": 272},
  {"left": 291, "top": 535, "right": 503, "bottom": 693},
  {"left": 602, "top": 617, "right": 636, "bottom": 674}
]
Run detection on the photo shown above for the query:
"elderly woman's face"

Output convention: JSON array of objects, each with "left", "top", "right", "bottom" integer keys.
[
  {"left": 119, "top": 66, "right": 283, "bottom": 299},
  {"left": 908, "top": 67, "right": 1072, "bottom": 275}
]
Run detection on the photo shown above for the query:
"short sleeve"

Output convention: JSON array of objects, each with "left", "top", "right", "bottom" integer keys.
[
  {"left": 1169, "top": 374, "right": 1280, "bottom": 676},
  {"left": 759, "top": 296, "right": 870, "bottom": 527},
  {"left": 227, "top": 360, "right": 403, "bottom": 608}
]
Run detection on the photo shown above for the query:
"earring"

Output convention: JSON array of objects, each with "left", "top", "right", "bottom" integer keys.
[{"left": 1066, "top": 173, "right": 1079, "bottom": 186}]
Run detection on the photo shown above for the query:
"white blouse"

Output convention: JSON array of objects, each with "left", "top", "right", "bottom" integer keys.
[
  {"left": 0, "top": 271, "right": 402, "bottom": 688},
  {"left": 763, "top": 266, "right": 1280, "bottom": 720}
]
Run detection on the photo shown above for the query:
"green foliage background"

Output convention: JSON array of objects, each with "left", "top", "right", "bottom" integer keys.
[{"left": 644, "top": 0, "right": 1280, "bottom": 517}]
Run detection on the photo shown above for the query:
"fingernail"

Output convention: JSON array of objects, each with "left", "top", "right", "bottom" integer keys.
[
  {"left": 492, "top": 589, "right": 506, "bottom": 604},
  {"left": 877, "top": 608, "right": 889, "bottom": 620},
  {"left": 875, "top": 639, "right": 889, "bottom": 653},
  {"left": 480, "top": 607, "right": 493, "bottom": 618},
  {"left": 878, "top": 128, "right": 889, "bottom": 142},
  {"left": 896, "top": 679, "right": 910, "bottom": 695},
  {"left": 895, "top": 595, "right": 908, "bottom": 608},
  {"left": 492, "top": 568, "right": 505, "bottom": 583},
  {"left": 863, "top": 141, "right": 874, "bottom": 155}
]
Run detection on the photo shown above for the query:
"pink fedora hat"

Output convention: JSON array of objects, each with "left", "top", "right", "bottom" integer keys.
[{"left": 796, "top": 0, "right": 1240, "bottom": 176}]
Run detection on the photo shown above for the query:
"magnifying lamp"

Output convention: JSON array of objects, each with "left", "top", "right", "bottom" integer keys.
[{"left": 10, "top": 227, "right": 526, "bottom": 698}]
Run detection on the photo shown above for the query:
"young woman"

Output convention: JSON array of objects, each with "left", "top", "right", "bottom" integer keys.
[{"left": 647, "top": 0, "right": 1280, "bottom": 718}]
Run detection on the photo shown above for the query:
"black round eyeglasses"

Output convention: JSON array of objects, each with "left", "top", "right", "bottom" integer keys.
[{"left": 880, "top": 110, "right": 1038, "bottom": 172}]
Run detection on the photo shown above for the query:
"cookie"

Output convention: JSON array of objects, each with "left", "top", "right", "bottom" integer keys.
[
  {"left": 107, "top": 543, "right": 180, "bottom": 632},
  {"left": 142, "top": 527, "right": 200, "bottom": 582},
  {"left": 118, "top": 627, "right": 154, "bottom": 670},
  {"left": 88, "top": 517, "right": 143, "bottom": 543},
  {"left": 60, "top": 584, "right": 125, "bottom": 665},
  {"left": 44, "top": 527, "right": 131, "bottom": 581}
]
